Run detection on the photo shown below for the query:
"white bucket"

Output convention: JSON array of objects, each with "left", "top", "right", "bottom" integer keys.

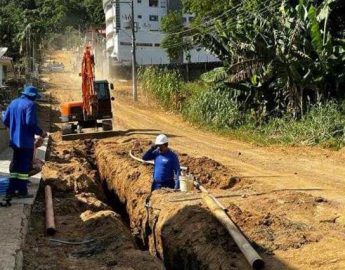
[{"left": 180, "top": 175, "right": 194, "bottom": 192}]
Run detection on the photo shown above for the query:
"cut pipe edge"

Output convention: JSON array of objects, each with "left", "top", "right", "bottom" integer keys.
[
  {"left": 128, "top": 151, "right": 265, "bottom": 269},
  {"left": 45, "top": 185, "right": 56, "bottom": 236}
]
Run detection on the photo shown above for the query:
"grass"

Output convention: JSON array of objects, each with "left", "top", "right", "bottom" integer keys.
[{"left": 139, "top": 67, "right": 345, "bottom": 149}]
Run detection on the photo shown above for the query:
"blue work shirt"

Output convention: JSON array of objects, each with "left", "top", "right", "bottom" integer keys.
[
  {"left": 2, "top": 95, "right": 43, "bottom": 149},
  {"left": 143, "top": 146, "right": 180, "bottom": 191}
]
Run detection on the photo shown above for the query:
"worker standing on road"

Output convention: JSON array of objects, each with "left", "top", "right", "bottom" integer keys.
[
  {"left": 143, "top": 134, "right": 180, "bottom": 191},
  {"left": 1, "top": 86, "right": 47, "bottom": 198}
]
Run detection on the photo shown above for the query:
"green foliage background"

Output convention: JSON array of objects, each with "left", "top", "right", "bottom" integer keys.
[
  {"left": 0, "top": 0, "right": 105, "bottom": 60},
  {"left": 161, "top": 0, "right": 345, "bottom": 118}
]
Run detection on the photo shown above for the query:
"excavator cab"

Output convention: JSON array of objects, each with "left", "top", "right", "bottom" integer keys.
[
  {"left": 94, "top": 80, "right": 114, "bottom": 120},
  {"left": 60, "top": 80, "right": 114, "bottom": 136}
]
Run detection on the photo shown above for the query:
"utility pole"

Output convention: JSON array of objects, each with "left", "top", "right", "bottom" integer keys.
[
  {"left": 131, "top": 0, "right": 138, "bottom": 101},
  {"left": 110, "top": 0, "right": 138, "bottom": 101}
]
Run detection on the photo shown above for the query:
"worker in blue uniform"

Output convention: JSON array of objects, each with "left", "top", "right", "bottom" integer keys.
[
  {"left": 142, "top": 134, "right": 180, "bottom": 191},
  {"left": 2, "top": 86, "right": 47, "bottom": 198}
]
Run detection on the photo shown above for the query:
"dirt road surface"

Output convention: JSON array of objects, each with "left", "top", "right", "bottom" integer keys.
[{"left": 39, "top": 51, "right": 345, "bottom": 269}]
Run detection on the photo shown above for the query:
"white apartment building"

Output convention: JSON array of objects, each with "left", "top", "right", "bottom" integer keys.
[{"left": 103, "top": 0, "right": 219, "bottom": 66}]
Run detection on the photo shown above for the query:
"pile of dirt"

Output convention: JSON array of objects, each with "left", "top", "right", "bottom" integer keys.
[
  {"left": 42, "top": 139, "right": 101, "bottom": 196},
  {"left": 227, "top": 191, "right": 343, "bottom": 254},
  {"left": 23, "top": 138, "right": 164, "bottom": 270}
]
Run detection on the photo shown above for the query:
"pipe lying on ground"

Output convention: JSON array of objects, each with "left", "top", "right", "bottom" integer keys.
[
  {"left": 129, "top": 151, "right": 265, "bottom": 269},
  {"left": 202, "top": 194, "right": 264, "bottom": 269},
  {"left": 45, "top": 185, "right": 56, "bottom": 236}
]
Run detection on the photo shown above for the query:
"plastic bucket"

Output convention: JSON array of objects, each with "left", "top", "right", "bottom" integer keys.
[
  {"left": 0, "top": 177, "right": 9, "bottom": 196},
  {"left": 180, "top": 175, "right": 194, "bottom": 192}
]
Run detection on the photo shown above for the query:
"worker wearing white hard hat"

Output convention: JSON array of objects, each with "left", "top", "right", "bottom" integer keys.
[{"left": 143, "top": 134, "right": 180, "bottom": 191}]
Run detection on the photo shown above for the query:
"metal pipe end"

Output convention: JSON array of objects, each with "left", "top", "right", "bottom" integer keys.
[{"left": 252, "top": 259, "right": 265, "bottom": 270}]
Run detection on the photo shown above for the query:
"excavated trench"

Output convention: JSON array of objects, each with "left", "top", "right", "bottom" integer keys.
[
  {"left": 24, "top": 135, "right": 252, "bottom": 269},
  {"left": 94, "top": 137, "right": 253, "bottom": 270},
  {"left": 24, "top": 137, "right": 164, "bottom": 270},
  {"left": 24, "top": 135, "right": 341, "bottom": 270}
]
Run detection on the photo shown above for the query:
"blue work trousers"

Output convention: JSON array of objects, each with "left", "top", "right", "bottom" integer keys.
[
  {"left": 6, "top": 147, "right": 33, "bottom": 196},
  {"left": 152, "top": 180, "right": 175, "bottom": 191}
]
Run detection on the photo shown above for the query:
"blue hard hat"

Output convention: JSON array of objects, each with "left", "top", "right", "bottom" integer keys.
[{"left": 21, "top": 86, "right": 41, "bottom": 99}]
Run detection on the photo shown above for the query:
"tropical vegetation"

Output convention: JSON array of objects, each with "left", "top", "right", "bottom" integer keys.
[
  {"left": 0, "top": 0, "right": 104, "bottom": 61},
  {"left": 141, "top": 0, "right": 345, "bottom": 147}
]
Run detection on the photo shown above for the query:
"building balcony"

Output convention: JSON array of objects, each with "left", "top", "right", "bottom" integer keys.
[
  {"left": 105, "top": 7, "right": 115, "bottom": 23},
  {"left": 106, "top": 38, "right": 115, "bottom": 52},
  {"left": 103, "top": 0, "right": 111, "bottom": 9},
  {"left": 106, "top": 23, "right": 116, "bottom": 37}
]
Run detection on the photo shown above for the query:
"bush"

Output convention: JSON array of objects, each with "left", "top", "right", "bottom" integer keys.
[
  {"left": 138, "top": 67, "right": 183, "bottom": 110},
  {"left": 139, "top": 66, "right": 345, "bottom": 149},
  {"left": 259, "top": 101, "right": 345, "bottom": 147},
  {"left": 183, "top": 87, "right": 243, "bottom": 129}
]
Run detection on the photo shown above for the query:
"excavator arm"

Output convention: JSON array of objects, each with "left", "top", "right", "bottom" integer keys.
[{"left": 81, "top": 46, "right": 98, "bottom": 119}]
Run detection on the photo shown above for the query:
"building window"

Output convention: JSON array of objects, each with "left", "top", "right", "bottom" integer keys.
[
  {"left": 149, "top": 0, "right": 158, "bottom": 7},
  {"left": 154, "top": 43, "right": 160, "bottom": 47},
  {"left": 149, "top": 15, "right": 159, "bottom": 21},
  {"left": 120, "top": 42, "right": 132, "bottom": 46},
  {"left": 138, "top": 15, "right": 142, "bottom": 19},
  {"left": 138, "top": 0, "right": 141, "bottom": 3},
  {"left": 137, "top": 43, "right": 153, "bottom": 47},
  {"left": 183, "top": 17, "right": 187, "bottom": 23}
]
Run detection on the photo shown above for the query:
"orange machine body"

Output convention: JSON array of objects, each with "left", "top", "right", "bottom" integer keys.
[
  {"left": 60, "top": 46, "right": 98, "bottom": 122},
  {"left": 60, "top": 101, "right": 84, "bottom": 122},
  {"left": 59, "top": 45, "right": 114, "bottom": 137}
]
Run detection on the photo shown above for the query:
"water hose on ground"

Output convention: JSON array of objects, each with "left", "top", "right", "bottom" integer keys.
[
  {"left": 128, "top": 150, "right": 265, "bottom": 269},
  {"left": 49, "top": 238, "right": 95, "bottom": 245}
]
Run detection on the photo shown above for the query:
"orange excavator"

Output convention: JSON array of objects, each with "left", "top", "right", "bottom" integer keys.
[{"left": 60, "top": 46, "right": 114, "bottom": 140}]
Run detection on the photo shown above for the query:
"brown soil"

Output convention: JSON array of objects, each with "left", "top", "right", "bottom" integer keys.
[
  {"left": 24, "top": 50, "right": 345, "bottom": 270},
  {"left": 23, "top": 128, "right": 163, "bottom": 270},
  {"left": 96, "top": 137, "right": 250, "bottom": 270},
  {"left": 96, "top": 137, "right": 345, "bottom": 270}
]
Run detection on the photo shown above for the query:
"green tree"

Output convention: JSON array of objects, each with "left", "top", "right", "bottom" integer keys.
[
  {"left": 162, "top": 0, "right": 345, "bottom": 117},
  {"left": 161, "top": 11, "right": 185, "bottom": 61},
  {"left": 0, "top": 0, "right": 105, "bottom": 61}
]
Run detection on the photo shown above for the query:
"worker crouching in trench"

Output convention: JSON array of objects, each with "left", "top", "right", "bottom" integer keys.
[{"left": 142, "top": 134, "right": 180, "bottom": 191}]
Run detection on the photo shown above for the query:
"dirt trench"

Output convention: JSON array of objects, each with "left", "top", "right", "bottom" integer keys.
[
  {"left": 95, "top": 136, "right": 345, "bottom": 270},
  {"left": 95, "top": 137, "right": 254, "bottom": 270},
  {"left": 23, "top": 132, "right": 345, "bottom": 270},
  {"left": 23, "top": 137, "right": 164, "bottom": 270}
]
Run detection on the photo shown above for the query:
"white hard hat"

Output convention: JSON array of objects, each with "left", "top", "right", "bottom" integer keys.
[{"left": 155, "top": 134, "right": 168, "bottom": 145}]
